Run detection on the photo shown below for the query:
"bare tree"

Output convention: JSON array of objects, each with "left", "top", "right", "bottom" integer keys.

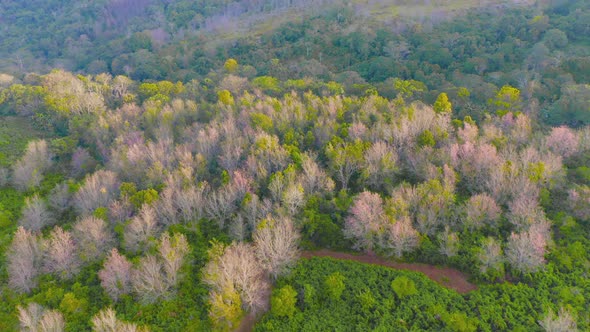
[
  {"left": 380, "top": 217, "right": 420, "bottom": 258},
  {"left": 438, "top": 226, "right": 459, "bottom": 258},
  {"left": 344, "top": 191, "right": 384, "bottom": 252},
  {"left": 39, "top": 310, "right": 66, "bottom": 332},
  {"left": 203, "top": 242, "right": 270, "bottom": 315},
  {"left": 48, "top": 183, "right": 72, "bottom": 216},
  {"left": 12, "top": 139, "right": 53, "bottom": 191},
  {"left": 19, "top": 195, "right": 55, "bottom": 232},
  {"left": 539, "top": 307, "right": 578, "bottom": 332},
  {"left": 18, "top": 302, "right": 65, "bottom": 332},
  {"left": 131, "top": 255, "right": 168, "bottom": 304},
  {"left": 92, "top": 308, "right": 149, "bottom": 332},
  {"left": 362, "top": 141, "right": 398, "bottom": 191},
  {"left": 506, "top": 221, "right": 550, "bottom": 273},
  {"left": 98, "top": 249, "right": 132, "bottom": 301},
  {"left": 463, "top": 194, "right": 501, "bottom": 230},
  {"left": 7, "top": 227, "right": 41, "bottom": 293},
  {"left": 545, "top": 126, "right": 579, "bottom": 158},
  {"left": 158, "top": 232, "right": 190, "bottom": 287},
  {"left": 74, "top": 170, "right": 119, "bottom": 215},
  {"left": 282, "top": 184, "right": 305, "bottom": 216},
  {"left": 567, "top": 186, "right": 590, "bottom": 221},
  {"left": 477, "top": 237, "right": 504, "bottom": 276},
  {"left": 253, "top": 217, "right": 300, "bottom": 279},
  {"left": 124, "top": 205, "right": 160, "bottom": 253},
  {"left": 73, "top": 216, "right": 115, "bottom": 262},
  {"left": 43, "top": 226, "right": 79, "bottom": 280},
  {"left": 507, "top": 194, "right": 546, "bottom": 230},
  {"left": 17, "top": 303, "right": 44, "bottom": 331},
  {"left": 300, "top": 153, "right": 334, "bottom": 195}
]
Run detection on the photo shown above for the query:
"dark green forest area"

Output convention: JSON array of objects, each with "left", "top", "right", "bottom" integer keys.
[{"left": 0, "top": 0, "right": 589, "bottom": 331}]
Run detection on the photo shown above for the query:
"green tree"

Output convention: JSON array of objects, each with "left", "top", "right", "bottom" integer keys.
[
  {"left": 325, "top": 272, "right": 346, "bottom": 301},
  {"left": 271, "top": 285, "right": 298, "bottom": 318},
  {"left": 391, "top": 276, "right": 417, "bottom": 298},
  {"left": 224, "top": 58, "right": 239, "bottom": 73},
  {"left": 434, "top": 92, "right": 452, "bottom": 114},
  {"left": 489, "top": 85, "right": 521, "bottom": 116}
]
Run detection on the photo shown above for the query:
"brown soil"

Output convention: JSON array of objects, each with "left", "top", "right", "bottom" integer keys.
[
  {"left": 234, "top": 249, "right": 477, "bottom": 331},
  {"left": 235, "top": 313, "right": 257, "bottom": 332}
]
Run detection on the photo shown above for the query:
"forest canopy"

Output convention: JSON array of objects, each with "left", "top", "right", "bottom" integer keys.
[{"left": 0, "top": 1, "right": 589, "bottom": 331}]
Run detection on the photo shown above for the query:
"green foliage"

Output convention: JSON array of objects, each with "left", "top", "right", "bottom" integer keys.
[
  {"left": 434, "top": 92, "right": 452, "bottom": 114},
  {"left": 489, "top": 85, "right": 521, "bottom": 117},
  {"left": 324, "top": 272, "right": 346, "bottom": 301},
  {"left": 417, "top": 129, "right": 436, "bottom": 147},
  {"left": 217, "top": 90, "right": 234, "bottom": 106},
  {"left": 271, "top": 285, "right": 298, "bottom": 318},
  {"left": 391, "top": 276, "right": 418, "bottom": 299},
  {"left": 130, "top": 189, "right": 159, "bottom": 209}
]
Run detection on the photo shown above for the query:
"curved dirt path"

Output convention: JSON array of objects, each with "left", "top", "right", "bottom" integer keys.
[
  {"left": 300, "top": 249, "right": 477, "bottom": 293},
  {"left": 235, "top": 249, "right": 477, "bottom": 331}
]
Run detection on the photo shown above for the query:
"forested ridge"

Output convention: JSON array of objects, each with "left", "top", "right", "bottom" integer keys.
[{"left": 0, "top": 0, "right": 589, "bottom": 331}]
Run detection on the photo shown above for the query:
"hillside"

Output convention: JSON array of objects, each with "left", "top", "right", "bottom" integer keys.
[{"left": 0, "top": 1, "right": 589, "bottom": 331}]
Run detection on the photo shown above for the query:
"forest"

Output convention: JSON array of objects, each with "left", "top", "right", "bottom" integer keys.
[{"left": 0, "top": 0, "right": 589, "bottom": 331}]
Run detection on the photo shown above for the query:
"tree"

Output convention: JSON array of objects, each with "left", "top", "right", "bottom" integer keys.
[
  {"left": 391, "top": 276, "right": 417, "bottom": 298},
  {"left": 325, "top": 139, "right": 366, "bottom": 190},
  {"left": 74, "top": 170, "right": 119, "bottom": 215},
  {"left": 325, "top": 272, "right": 346, "bottom": 301},
  {"left": 433, "top": 92, "right": 452, "bottom": 114},
  {"left": 18, "top": 303, "right": 65, "bottom": 332},
  {"left": 224, "top": 58, "right": 239, "bottom": 73},
  {"left": 506, "top": 221, "right": 550, "bottom": 273},
  {"left": 381, "top": 217, "right": 420, "bottom": 258},
  {"left": 344, "top": 191, "right": 384, "bottom": 252},
  {"left": 253, "top": 216, "right": 300, "bottom": 280},
  {"left": 203, "top": 242, "right": 270, "bottom": 316},
  {"left": 7, "top": 227, "right": 41, "bottom": 293},
  {"left": 438, "top": 226, "right": 459, "bottom": 258},
  {"left": 158, "top": 232, "right": 190, "bottom": 287},
  {"left": 489, "top": 85, "right": 522, "bottom": 116},
  {"left": 12, "top": 139, "right": 52, "bottom": 191},
  {"left": 98, "top": 249, "right": 132, "bottom": 302},
  {"left": 124, "top": 205, "right": 160, "bottom": 253},
  {"left": 43, "top": 226, "right": 79, "bottom": 280},
  {"left": 362, "top": 141, "right": 398, "bottom": 191},
  {"left": 546, "top": 126, "right": 579, "bottom": 158},
  {"left": 271, "top": 285, "right": 298, "bottom": 318},
  {"left": 463, "top": 194, "right": 501, "bottom": 230},
  {"left": 477, "top": 237, "right": 504, "bottom": 279},
  {"left": 300, "top": 153, "right": 334, "bottom": 195},
  {"left": 538, "top": 307, "right": 577, "bottom": 332},
  {"left": 73, "top": 216, "right": 114, "bottom": 262},
  {"left": 19, "top": 195, "right": 55, "bottom": 232},
  {"left": 92, "top": 308, "right": 148, "bottom": 332},
  {"left": 131, "top": 255, "right": 168, "bottom": 304}
]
